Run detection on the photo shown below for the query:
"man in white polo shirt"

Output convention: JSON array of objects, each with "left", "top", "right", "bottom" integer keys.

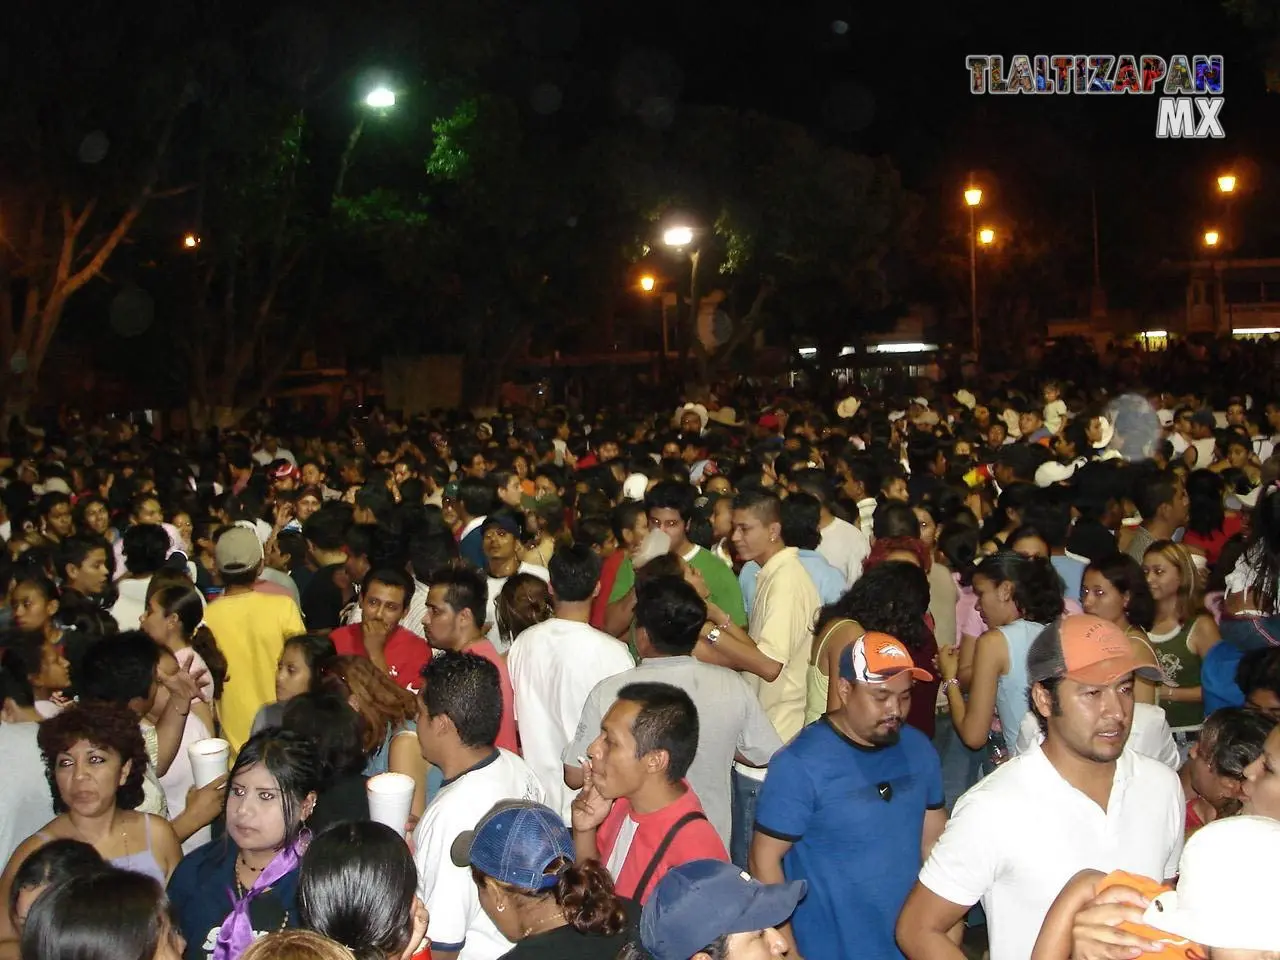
[{"left": 896, "top": 615, "right": 1183, "bottom": 960}]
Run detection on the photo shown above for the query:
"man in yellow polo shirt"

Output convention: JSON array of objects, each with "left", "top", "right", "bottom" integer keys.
[{"left": 204, "top": 525, "right": 305, "bottom": 754}]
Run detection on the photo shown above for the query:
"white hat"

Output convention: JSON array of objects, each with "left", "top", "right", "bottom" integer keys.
[
  {"left": 835, "top": 397, "right": 860, "bottom": 419},
  {"left": 676, "top": 403, "right": 709, "bottom": 432},
  {"left": 1001, "top": 407, "right": 1022, "bottom": 438},
  {"left": 954, "top": 389, "right": 976, "bottom": 410},
  {"left": 622, "top": 473, "right": 649, "bottom": 502},
  {"left": 1156, "top": 408, "right": 1174, "bottom": 428},
  {"left": 911, "top": 396, "right": 929, "bottom": 408},
  {"left": 1141, "top": 816, "right": 1280, "bottom": 950},
  {"left": 1093, "top": 416, "right": 1115, "bottom": 450},
  {"left": 707, "top": 407, "right": 744, "bottom": 427}
]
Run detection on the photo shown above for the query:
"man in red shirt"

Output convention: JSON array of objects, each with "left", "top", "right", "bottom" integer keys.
[
  {"left": 571, "top": 681, "right": 727, "bottom": 903},
  {"left": 589, "top": 501, "right": 649, "bottom": 631},
  {"left": 422, "top": 565, "right": 520, "bottom": 755},
  {"left": 330, "top": 568, "right": 431, "bottom": 694}
]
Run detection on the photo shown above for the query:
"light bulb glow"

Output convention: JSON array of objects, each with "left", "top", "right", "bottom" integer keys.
[{"left": 365, "top": 87, "right": 396, "bottom": 109}]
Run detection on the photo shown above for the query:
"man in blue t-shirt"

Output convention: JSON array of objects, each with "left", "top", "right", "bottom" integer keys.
[{"left": 749, "top": 632, "right": 948, "bottom": 960}]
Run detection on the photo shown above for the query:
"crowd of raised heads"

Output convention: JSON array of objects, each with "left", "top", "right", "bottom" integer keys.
[{"left": 3, "top": 372, "right": 1280, "bottom": 959}]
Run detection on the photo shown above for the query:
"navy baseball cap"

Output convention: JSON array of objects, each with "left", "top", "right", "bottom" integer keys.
[
  {"left": 450, "top": 800, "right": 574, "bottom": 893},
  {"left": 640, "top": 860, "right": 807, "bottom": 960}
]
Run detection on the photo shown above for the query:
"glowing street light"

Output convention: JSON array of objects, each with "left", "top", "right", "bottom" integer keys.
[
  {"left": 639, "top": 275, "right": 656, "bottom": 293},
  {"left": 663, "top": 226, "right": 694, "bottom": 248},
  {"left": 978, "top": 227, "right": 995, "bottom": 245},
  {"left": 182, "top": 233, "right": 200, "bottom": 249},
  {"left": 1204, "top": 229, "right": 1221, "bottom": 247},
  {"left": 1217, "top": 174, "right": 1237, "bottom": 194},
  {"left": 364, "top": 86, "right": 396, "bottom": 109},
  {"left": 964, "top": 183, "right": 984, "bottom": 353},
  {"left": 964, "top": 187, "right": 983, "bottom": 207}
]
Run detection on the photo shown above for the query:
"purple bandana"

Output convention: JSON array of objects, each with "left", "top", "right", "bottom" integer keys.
[{"left": 213, "top": 834, "right": 309, "bottom": 960}]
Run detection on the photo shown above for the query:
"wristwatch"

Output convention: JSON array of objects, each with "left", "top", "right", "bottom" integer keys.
[{"left": 705, "top": 627, "right": 722, "bottom": 646}]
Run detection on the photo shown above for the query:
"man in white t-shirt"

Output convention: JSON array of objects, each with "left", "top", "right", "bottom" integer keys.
[
  {"left": 897, "top": 615, "right": 1183, "bottom": 960},
  {"left": 508, "top": 543, "right": 633, "bottom": 822},
  {"left": 252, "top": 432, "right": 296, "bottom": 467},
  {"left": 478, "top": 510, "right": 548, "bottom": 653},
  {"left": 412, "top": 654, "right": 545, "bottom": 960}
]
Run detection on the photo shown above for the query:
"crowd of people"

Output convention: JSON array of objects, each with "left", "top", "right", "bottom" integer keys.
[{"left": 2, "top": 375, "right": 1280, "bottom": 960}]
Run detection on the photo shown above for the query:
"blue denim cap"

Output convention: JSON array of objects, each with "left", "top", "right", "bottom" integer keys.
[
  {"left": 449, "top": 800, "right": 574, "bottom": 892},
  {"left": 640, "top": 860, "right": 806, "bottom": 960}
]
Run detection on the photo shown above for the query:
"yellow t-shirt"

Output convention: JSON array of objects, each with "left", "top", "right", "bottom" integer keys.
[{"left": 204, "top": 591, "right": 305, "bottom": 755}]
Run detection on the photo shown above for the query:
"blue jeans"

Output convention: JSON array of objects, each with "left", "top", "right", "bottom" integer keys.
[
  {"left": 730, "top": 769, "right": 762, "bottom": 869},
  {"left": 932, "top": 714, "right": 986, "bottom": 813}
]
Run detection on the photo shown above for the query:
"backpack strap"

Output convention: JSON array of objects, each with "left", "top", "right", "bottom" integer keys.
[{"left": 633, "top": 811, "right": 708, "bottom": 901}]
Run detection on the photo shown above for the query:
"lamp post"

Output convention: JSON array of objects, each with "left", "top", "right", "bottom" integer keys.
[
  {"left": 964, "top": 185, "right": 983, "bottom": 354},
  {"left": 662, "top": 225, "right": 700, "bottom": 367},
  {"left": 1204, "top": 229, "right": 1225, "bottom": 334},
  {"left": 335, "top": 86, "right": 397, "bottom": 199}
]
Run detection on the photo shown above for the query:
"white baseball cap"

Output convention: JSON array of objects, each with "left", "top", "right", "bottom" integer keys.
[
  {"left": 622, "top": 473, "right": 649, "bottom": 502},
  {"left": 1141, "top": 816, "right": 1280, "bottom": 950}
]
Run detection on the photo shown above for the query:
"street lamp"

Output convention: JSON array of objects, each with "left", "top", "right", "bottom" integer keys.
[
  {"left": 639, "top": 275, "right": 656, "bottom": 293},
  {"left": 365, "top": 86, "right": 396, "bottom": 109},
  {"left": 662, "top": 225, "right": 701, "bottom": 371},
  {"left": 663, "top": 226, "right": 695, "bottom": 248},
  {"left": 965, "top": 183, "right": 983, "bottom": 354},
  {"left": 1204, "top": 229, "right": 1220, "bottom": 247},
  {"left": 1217, "top": 174, "right": 1237, "bottom": 194},
  {"left": 182, "top": 233, "right": 200, "bottom": 249},
  {"left": 978, "top": 227, "right": 995, "bottom": 245}
]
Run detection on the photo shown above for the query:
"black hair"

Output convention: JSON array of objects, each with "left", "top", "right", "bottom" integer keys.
[
  {"left": 1029, "top": 674, "right": 1064, "bottom": 735},
  {"left": 0, "top": 629, "right": 45, "bottom": 706},
  {"left": 610, "top": 501, "right": 647, "bottom": 543},
  {"left": 873, "top": 500, "right": 921, "bottom": 540},
  {"left": 230, "top": 729, "right": 323, "bottom": 849},
  {"left": 419, "top": 653, "right": 502, "bottom": 748},
  {"left": 8, "top": 839, "right": 104, "bottom": 925},
  {"left": 354, "top": 487, "right": 392, "bottom": 521},
  {"left": 789, "top": 468, "right": 832, "bottom": 505},
  {"left": 547, "top": 543, "right": 601, "bottom": 603},
  {"left": 282, "top": 634, "right": 338, "bottom": 694},
  {"left": 128, "top": 491, "right": 163, "bottom": 519},
  {"left": 816, "top": 560, "right": 931, "bottom": 651},
  {"left": 778, "top": 493, "right": 822, "bottom": 551},
  {"left": 1184, "top": 469, "right": 1226, "bottom": 538},
  {"left": 148, "top": 583, "right": 229, "bottom": 698},
  {"left": 38, "top": 702, "right": 149, "bottom": 813},
  {"left": 275, "top": 530, "right": 309, "bottom": 570},
  {"left": 56, "top": 536, "right": 109, "bottom": 584},
  {"left": 731, "top": 489, "right": 782, "bottom": 526},
  {"left": 1237, "top": 646, "right": 1280, "bottom": 703},
  {"left": 1198, "top": 707, "right": 1275, "bottom": 784},
  {"left": 616, "top": 682, "right": 699, "bottom": 784},
  {"left": 361, "top": 567, "right": 414, "bottom": 608},
  {"left": 979, "top": 482, "right": 1037, "bottom": 545},
  {"left": 428, "top": 563, "right": 488, "bottom": 625},
  {"left": 75, "top": 631, "right": 160, "bottom": 704},
  {"left": 457, "top": 477, "right": 497, "bottom": 519},
  {"left": 576, "top": 516, "right": 614, "bottom": 552},
  {"left": 644, "top": 481, "right": 696, "bottom": 522},
  {"left": 939, "top": 526, "right": 980, "bottom": 586},
  {"left": 21, "top": 868, "right": 167, "bottom": 960},
  {"left": 1243, "top": 488, "right": 1280, "bottom": 616},
  {"left": 635, "top": 576, "right": 706, "bottom": 656},
  {"left": 1084, "top": 554, "right": 1155, "bottom": 631},
  {"left": 973, "top": 551, "right": 1065, "bottom": 624},
  {"left": 1133, "top": 468, "right": 1181, "bottom": 524},
  {"left": 1022, "top": 490, "right": 1072, "bottom": 549},
  {"left": 282, "top": 693, "right": 368, "bottom": 781},
  {"left": 299, "top": 822, "right": 419, "bottom": 960},
  {"left": 303, "top": 506, "right": 351, "bottom": 552},
  {"left": 120, "top": 525, "right": 169, "bottom": 577},
  {"left": 11, "top": 571, "right": 58, "bottom": 603}
]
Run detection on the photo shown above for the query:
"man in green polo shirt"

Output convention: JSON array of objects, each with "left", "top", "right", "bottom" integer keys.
[{"left": 605, "top": 480, "right": 746, "bottom": 633}]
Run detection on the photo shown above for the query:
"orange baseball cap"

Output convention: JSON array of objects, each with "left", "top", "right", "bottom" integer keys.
[
  {"left": 1027, "top": 615, "right": 1168, "bottom": 687},
  {"left": 840, "top": 632, "right": 932, "bottom": 684}
]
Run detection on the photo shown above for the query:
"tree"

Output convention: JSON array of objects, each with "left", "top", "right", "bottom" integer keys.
[{"left": 0, "top": 0, "right": 196, "bottom": 425}]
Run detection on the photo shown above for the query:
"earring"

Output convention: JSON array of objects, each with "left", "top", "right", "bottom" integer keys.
[{"left": 495, "top": 903, "right": 505, "bottom": 913}]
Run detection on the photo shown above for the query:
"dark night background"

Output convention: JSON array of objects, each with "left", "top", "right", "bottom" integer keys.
[{"left": 3, "top": 0, "right": 1277, "bottom": 415}]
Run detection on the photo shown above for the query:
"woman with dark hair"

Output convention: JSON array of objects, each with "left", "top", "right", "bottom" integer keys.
[
  {"left": 1222, "top": 487, "right": 1280, "bottom": 653},
  {"left": 168, "top": 729, "right": 321, "bottom": 960},
  {"left": 807, "top": 560, "right": 933, "bottom": 725},
  {"left": 281, "top": 694, "right": 370, "bottom": 835},
  {"left": 1183, "top": 469, "right": 1240, "bottom": 570},
  {"left": 251, "top": 635, "right": 337, "bottom": 737},
  {"left": 0, "top": 701, "right": 183, "bottom": 943},
  {"left": 142, "top": 582, "right": 228, "bottom": 703},
  {"left": 6, "top": 838, "right": 103, "bottom": 936},
  {"left": 494, "top": 574, "right": 552, "bottom": 651},
  {"left": 22, "top": 867, "right": 186, "bottom": 960},
  {"left": 320, "top": 656, "right": 427, "bottom": 825},
  {"left": 1081, "top": 554, "right": 1160, "bottom": 704},
  {"left": 76, "top": 495, "right": 119, "bottom": 546},
  {"left": 936, "top": 551, "right": 1065, "bottom": 758},
  {"left": 9, "top": 573, "right": 64, "bottom": 654},
  {"left": 979, "top": 482, "right": 1036, "bottom": 554},
  {"left": 0, "top": 626, "right": 69, "bottom": 720},
  {"left": 298, "top": 822, "right": 427, "bottom": 960},
  {"left": 455, "top": 801, "right": 633, "bottom": 958}
]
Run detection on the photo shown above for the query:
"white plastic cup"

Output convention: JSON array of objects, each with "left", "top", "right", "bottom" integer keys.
[
  {"left": 367, "top": 772, "right": 416, "bottom": 837},
  {"left": 188, "top": 738, "right": 230, "bottom": 788}
]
